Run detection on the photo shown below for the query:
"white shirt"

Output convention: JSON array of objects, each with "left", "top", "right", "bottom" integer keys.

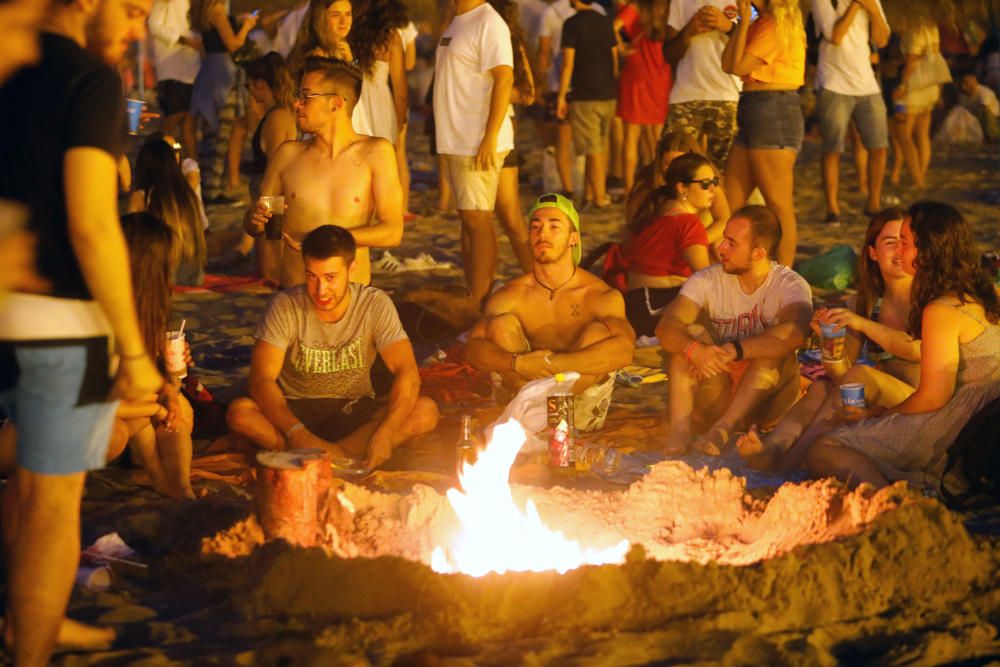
[
  {"left": 961, "top": 83, "right": 1000, "bottom": 118},
  {"left": 434, "top": 3, "right": 515, "bottom": 156},
  {"left": 811, "top": 0, "right": 886, "bottom": 96},
  {"left": 272, "top": 3, "right": 309, "bottom": 57},
  {"left": 538, "top": 0, "right": 605, "bottom": 93},
  {"left": 666, "top": 0, "right": 741, "bottom": 104},
  {"left": 679, "top": 263, "right": 812, "bottom": 342},
  {"left": 515, "top": 0, "right": 550, "bottom": 55},
  {"left": 147, "top": 0, "right": 201, "bottom": 84}
]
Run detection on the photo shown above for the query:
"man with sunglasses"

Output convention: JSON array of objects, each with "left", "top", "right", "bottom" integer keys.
[
  {"left": 467, "top": 193, "right": 635, "bottom": 433},
  {"left": 655, "top": 205, "right": 812, "bottom": 457},
  {"left": 244, "top": 57, "right": 403, "bottom": 288}
]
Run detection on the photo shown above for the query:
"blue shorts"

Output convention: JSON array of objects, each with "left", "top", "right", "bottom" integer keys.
[
  {"left": 0, "top": 338, "right": 118, "bottom": 475},
  {"left": 734, "top": 90, "right": 804, "bottom": 153},
  {"left": 817, "top": 88, "right": 889, "bottom": 153}
]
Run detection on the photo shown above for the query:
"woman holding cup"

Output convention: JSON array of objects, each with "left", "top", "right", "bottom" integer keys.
[{"left": 737, "top": 208, "right": 921, "bottom": 471}]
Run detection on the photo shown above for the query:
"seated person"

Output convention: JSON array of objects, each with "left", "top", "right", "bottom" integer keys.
[
  {"left": 957, "top": 71, "right": 1000, "bottom": 142},
  {"left": 621, "top": 153, "right": 715, "bottom": 337},
  {"left": 245, "top": 57, "right": 404, "bottom": 288},
  {"left": 467, "top": 193, "right": 635, "bottom": 432},
  {"left": 806, "top": 202, "right": 1000, "bottom": 490},
  {"left": 226, "top": 225, "right": 439, "bottom": 469},
  {"left": 655, "top": 205, "right": 812, "bottom": 455},
  {"left": 737, "top": 208, "right": 921, "bottom": 471}
]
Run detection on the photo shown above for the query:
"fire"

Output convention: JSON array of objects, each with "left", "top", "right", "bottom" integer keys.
[{"left": 430, "top": 420, "right": 630, "bottom": 577}]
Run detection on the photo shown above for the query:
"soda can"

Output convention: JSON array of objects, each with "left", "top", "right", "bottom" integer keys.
[
  {"left": 546, "top": 392, "right": 574, "bottom": 429},
  {"left": 840, "top": 382, "right": 866, "bottom": 408},
  {"left": 549, "top": 419, "right": 573, "bottom": 468}
]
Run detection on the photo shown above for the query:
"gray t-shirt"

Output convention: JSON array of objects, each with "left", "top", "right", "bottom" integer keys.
[{"left": 255, "top": 284, "right": 408, "bottom": 399}]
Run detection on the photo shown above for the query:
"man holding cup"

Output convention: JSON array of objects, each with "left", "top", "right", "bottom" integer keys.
[
  {"left": 656, "top": 206, "right": 813, "bottom": 456},
  {"left": 243, "top": 57, "right": 404, "bottom": 288}
]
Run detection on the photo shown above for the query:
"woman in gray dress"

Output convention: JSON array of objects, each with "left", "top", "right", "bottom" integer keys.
[{"left": 806, "top": 201, "right": 1000, "bottom": 490}]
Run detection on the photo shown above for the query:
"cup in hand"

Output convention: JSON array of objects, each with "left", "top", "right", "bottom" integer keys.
[
  {"left": 840, "top": 382, "right": 866, "bottom": 408},
  {"left": 820, "top": 321, "right": 846, "bottom": 363},
  {"left": 258, "top": 195, "right": 285, "bottom": 240},
  {"left": 163, "top": 331, "right": 187, "bottom": 382},
  {"left": 126, "top": 98, "right": 145, "bottom": 135}
]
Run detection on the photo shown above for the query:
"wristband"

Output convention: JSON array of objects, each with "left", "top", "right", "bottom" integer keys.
[
  {"left": 511, "top": 353, "right": 519, "bottom": 372},
  {"left": 684, "top": 340, "right": 700, "bottom": 363},
  {"left": 731, "top": 339, "right": 744, "bottom": 361},
  {"left": 285, "top": 422, "right": 304, "bottom": 440}
]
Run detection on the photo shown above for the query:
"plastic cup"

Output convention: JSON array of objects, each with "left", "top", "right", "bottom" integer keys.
[
  {"left": 820, "top": 322, "right": 846, "bottom": 363},
  {"left": 163, "top": 330, "right": 187, "bottom": 382},
  {"left": 840, "top": 382, "right": 866, "bottom": 408},
  {"left": 76, "top": 565, "right": 112, "bottom": 591},
  {"left": 125, "top": 98, "right": 144, "bottom": 135},
  {"left": 258, "top": 195, "right": 285, "bottom": 240}
]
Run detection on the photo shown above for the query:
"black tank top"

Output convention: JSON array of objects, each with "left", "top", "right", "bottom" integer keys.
[
  {"left": 203, "top": 15, "right": 238, "bottom": 54},
  {"left": 251, "top": 106, "right": 278, "bottom": 176}
]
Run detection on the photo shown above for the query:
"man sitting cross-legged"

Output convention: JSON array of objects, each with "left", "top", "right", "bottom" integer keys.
[
  {"left": 226, "top": 225, "right": 439, "bottom": 469},
  {"left": 655, "top": 205, "right": 813, "bottom": 455},
  {"left": 467, "top": 193, "right": 635, "bottom": 431},
  {"left": 244, "top": 56, "right": 403, "bottom": 287}
]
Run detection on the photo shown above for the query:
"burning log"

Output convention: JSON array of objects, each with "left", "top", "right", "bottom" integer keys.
[{"left": 255, "top": 449, "right": 332, "bottom": 547}]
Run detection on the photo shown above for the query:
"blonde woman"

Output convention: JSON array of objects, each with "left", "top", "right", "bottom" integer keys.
[{"left": 721, "top": 0, "right": 805, "bottom": 267}]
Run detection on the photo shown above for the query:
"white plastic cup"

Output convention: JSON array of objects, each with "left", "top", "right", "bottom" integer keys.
[
  {"left": 163, "top": 331, "right": 187, "bottom": 382},
  {"left": 76, "top": 564, "right": 112, "bottom": 591}
]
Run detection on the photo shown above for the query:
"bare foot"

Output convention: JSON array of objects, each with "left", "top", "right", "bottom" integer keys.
[
  {"left": 691, "top": 426, "right": 730, "bottom": 456},
  {"left": 662, "top": 430, "right": 692, "bottom": 456},
  {"left": 2, "top": 616, "right": 115, "bottom": 652},
  {"left": 736, "top": 426, "right": 764, "bottom": 459}
]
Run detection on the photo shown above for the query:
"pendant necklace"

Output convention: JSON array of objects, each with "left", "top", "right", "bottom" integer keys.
[{"left": 534, "top": 265, "right": 577, "bottom": 301}]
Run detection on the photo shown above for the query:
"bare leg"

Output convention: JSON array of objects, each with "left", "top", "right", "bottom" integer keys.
[
  {"left": 396, "top": 124, "right": 411, "bottom": 215},
  {"left": 806, "top": 436, "right": 889, "bottom": 488},
  {"left": 155, "top": 395, "right": 195, "bottom": 499},
  {"left": 226, "top": 115, "right": 247, "bottom": 191},
  {"left": 866, "top": 147, "right": 887, "bottom": 213},
  {"left": 458, "top": 209, "right": 499, "bottom": 303},
  {"left": 737, "top": 379, "right": 832, "bottom": 470},
  {"left": 723, "top": 144, "right": 753, "bottom": 211},
  {"left": 609, "top": 116, "right": 624, "bottom": 180},
  {"left": 664, "top": 324, "right": 724, "bottom": 454},
  {"left": 494, "top": 167, "right": 534, "bottom": 272},
  {"left": 850, "top": 123, "right": 869, "bottom": 198},
  {"left": 565, "top": 320, "right": 617, "bottom": 394},
  {"left": 436, "top": 155, "right": 452, "bottom": 212},
  {"left": 180, "top": 113, "right": 197, "bottom": 161},
  {"left": 484, "top": 312, "right": 531, "bottom": 394},
  {"left": 747, "top": 148, "right": 799, "bottom": 267},
  {"left": 821, "top": 151, "right": 841, "bottom": 216},
  {"left": 256, "top": 238, "right": 283, "bottom": 283},
  {"left": 125, "top": 420, "right": 171, "bottom": 494},
  {"left": 889, "top": 116, "right": 904, "bottom": 185},
  {"left": 331, "top": 396, "right": 440, "bottom": 460},
  {"left": 913, "top": 110, "right": 932, "bottom": 185},
  {"left": 556, "top": 123, "right": 574, "bottom": 195},
  {"left": 586, "top": 152, "right": 608, "bottom": 206},
  {"left": 894, "top": 112, "right": 923, "bottom": 188},
  {"left": 226, "top": 397, "right": 286, "bottom": 450},
  {"left": 623, "top": 122, "right": 641, "bottom": 196}
]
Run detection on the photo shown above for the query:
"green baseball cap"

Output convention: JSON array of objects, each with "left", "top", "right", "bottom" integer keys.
[{"left": 527, "top": 192, "right": 582, "bottom": 265}]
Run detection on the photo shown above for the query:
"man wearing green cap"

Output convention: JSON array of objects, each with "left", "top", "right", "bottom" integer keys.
[{"left": 467, "top": 193, "right": 635, "bottom": 431}]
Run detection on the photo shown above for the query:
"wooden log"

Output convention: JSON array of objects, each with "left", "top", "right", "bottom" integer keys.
[{"left": 255, "top": 448, "right": 331, "bottom": 547}]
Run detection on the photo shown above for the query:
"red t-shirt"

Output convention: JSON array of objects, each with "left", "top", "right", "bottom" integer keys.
[{"left": 623, "top": 212, "right": 709, "bottom": 277}]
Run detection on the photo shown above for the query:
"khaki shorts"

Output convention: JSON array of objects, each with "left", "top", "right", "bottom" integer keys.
[
  {"left": 570, "top": 100, "right": 616, "bottom": 155},
  {"left": 441, "top": 152, "right": 509, "bottom": 211}
]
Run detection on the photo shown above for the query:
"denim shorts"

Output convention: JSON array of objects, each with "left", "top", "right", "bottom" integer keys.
[
  {"left": 817, "top": 88, "right": 889, "bottom": 153},
  {"left": 734, "top": 90, "right": 804, "bottom": 153}
]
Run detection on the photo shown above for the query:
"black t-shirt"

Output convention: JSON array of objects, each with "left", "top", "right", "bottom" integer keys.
[
  {"left": 560, "top": 9, "right": 617, "bottom": 101},
  {"left": 0, "top": 33, "right": 125, "bottom": 300}
]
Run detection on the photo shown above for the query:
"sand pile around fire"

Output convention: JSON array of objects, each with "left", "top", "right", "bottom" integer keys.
[{"left": 194, "top": 462, "right": 1000, "bottom": 662}]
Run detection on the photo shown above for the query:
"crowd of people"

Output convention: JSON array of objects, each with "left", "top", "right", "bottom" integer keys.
[{"left": 0, "top": 0, "right": 998, "bottom": 663}]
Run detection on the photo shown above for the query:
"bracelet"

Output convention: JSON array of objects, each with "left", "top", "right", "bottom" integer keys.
[
  {"left": 731, "top": 339, "right": 744, "bottom": 361},
  {"left": 510, "top": 353, "right": 519, "bottom": 372},
  {"left": 684, "top": 340, "right": 700, "bottom": 363},
  {"left": 284, "top": 422, "right": 304, "bottom": 440}
]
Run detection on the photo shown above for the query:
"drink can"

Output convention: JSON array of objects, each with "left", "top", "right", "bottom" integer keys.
[
  {"left": 820, "top": 322, "right": 846, "bottom": 363},
  {"left": 840, "top": 382, "right": 866, "bottom": 408},
  {"left": 549, "top": 419, "right": 573, "bottom": 468},
  {"left": 163, "top": 331, "right": 187, "bottom": 382},
  {"left": 546, "top": 392, "right": 574, "bottom": 429}
]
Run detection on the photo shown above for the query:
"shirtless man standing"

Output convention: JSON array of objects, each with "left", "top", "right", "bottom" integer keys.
[
  {"left": 245, "top": 57, "right": 403, "bottom": 287},
  {"left": 467, "top": 193, "right": 635, "bottom": 431}
]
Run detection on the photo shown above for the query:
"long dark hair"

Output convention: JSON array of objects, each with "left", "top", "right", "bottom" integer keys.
[
  {"left": 627, "top": 131, "right": 705, "bottom": 228},
  {"left": 854, "top": 207, "right": 906, "bottom": 319},
  {"left": 907, "top": 201, "right": 1000, "bottom": 337},
  {"left": 243, "top": 51, "right": 296, "bottom": 110},
  {"left": 134, "top": 137, "right": 207, "bottom": 274},
  {"left": 629, "top": 152, "right": 713, "bottom": 236},
  {"left": 349, "top": 0, "right": 407, "bottom": 76},
  {"left": 636, "top": 0, "right": 670, "bottom": 42},
  {"left": 489, "top": 0, "right": 536, "bottom": 99},
  {"left": 121, "top": 212, "right": 175, "bottom": 359}
]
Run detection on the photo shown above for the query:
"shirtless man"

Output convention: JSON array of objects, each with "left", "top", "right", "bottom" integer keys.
[
  {"left": 467, "top": 193, "right": 635, "bottom": 431},
  {"left": 245, "top": 56, "right": 403, "bottom": 287}
]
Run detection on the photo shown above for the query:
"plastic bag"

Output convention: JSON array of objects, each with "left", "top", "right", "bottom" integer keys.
[
  {"left": 934, "top": 106, "right": 985, "bottom": 144},
  {"left": 485, "top": 372, "right": 580, "bottom": 455},
  {"left": 795, "top": 244, "right": 856, "bottom": 290}
]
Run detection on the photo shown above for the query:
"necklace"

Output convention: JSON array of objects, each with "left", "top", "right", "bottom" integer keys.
[{"left": 534, "top": 265, "right": 577, "bottom": 301}]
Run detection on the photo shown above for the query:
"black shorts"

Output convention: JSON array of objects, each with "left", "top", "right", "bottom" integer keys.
[
  {"left": 157, "top": 79, "right": 194, "bottom": 117},
  {"left": 286, "top": 396, "right": 382, "bottom": 443}
]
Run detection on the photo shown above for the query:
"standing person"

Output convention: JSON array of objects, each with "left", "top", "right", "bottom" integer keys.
[
  {"left": 0, "top": 0, "right": 163, "bottom": 662},
  {"left": 890, "top": 17, "right": 950, "bottom": 189},
  {"left": 397, "top": 19, "right": 419, "bottom": 220},
  {"left": 556, "top": 0, "right": 618, "bottom": 209},
  {"left": 721, "top": 0, "right": 806, "bottom": 268},
  {"left": 811, "top": 0, "right": 891, "bottom": 223},
  {"left": 349, "top": 0, "right": 408, "bottom": 144},
  {"left": 806, "top": 202, "right": 1000, "bottom": 490},
  {"left": 148, "top": 0, "right": 202, "bottom": 158},
  {"left": 434, "top": 0, "right": 515, "bottom": 304},
  {"left": 661, "top": 0, "right": 742, "bottom": 169},
  {"left": 615, "top": 0, "right": 672, "bottom": 195},
  {"left": 655, "top": 205, "right": 812, "bottom": 456},
  {"left": 189, "top": 0, "right": 258, "bottom": 206}
]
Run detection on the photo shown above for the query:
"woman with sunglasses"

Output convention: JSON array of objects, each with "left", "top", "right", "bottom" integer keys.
[{"left": 620, "top": 152, "right": 716, "bottom": 337}]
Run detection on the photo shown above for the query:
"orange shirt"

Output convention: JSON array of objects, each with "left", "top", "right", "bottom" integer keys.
[{"left": 742, "top": 15, "right": 805, "bottom": 87}]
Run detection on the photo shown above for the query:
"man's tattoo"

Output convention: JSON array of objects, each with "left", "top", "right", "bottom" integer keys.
[{"left": 570, "top": 304, "right": 581, "bottom": 317}]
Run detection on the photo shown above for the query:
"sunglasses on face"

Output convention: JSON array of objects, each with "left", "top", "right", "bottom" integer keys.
[{"left": 683, "top": 177, "right": 720, "bottom": 190}]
